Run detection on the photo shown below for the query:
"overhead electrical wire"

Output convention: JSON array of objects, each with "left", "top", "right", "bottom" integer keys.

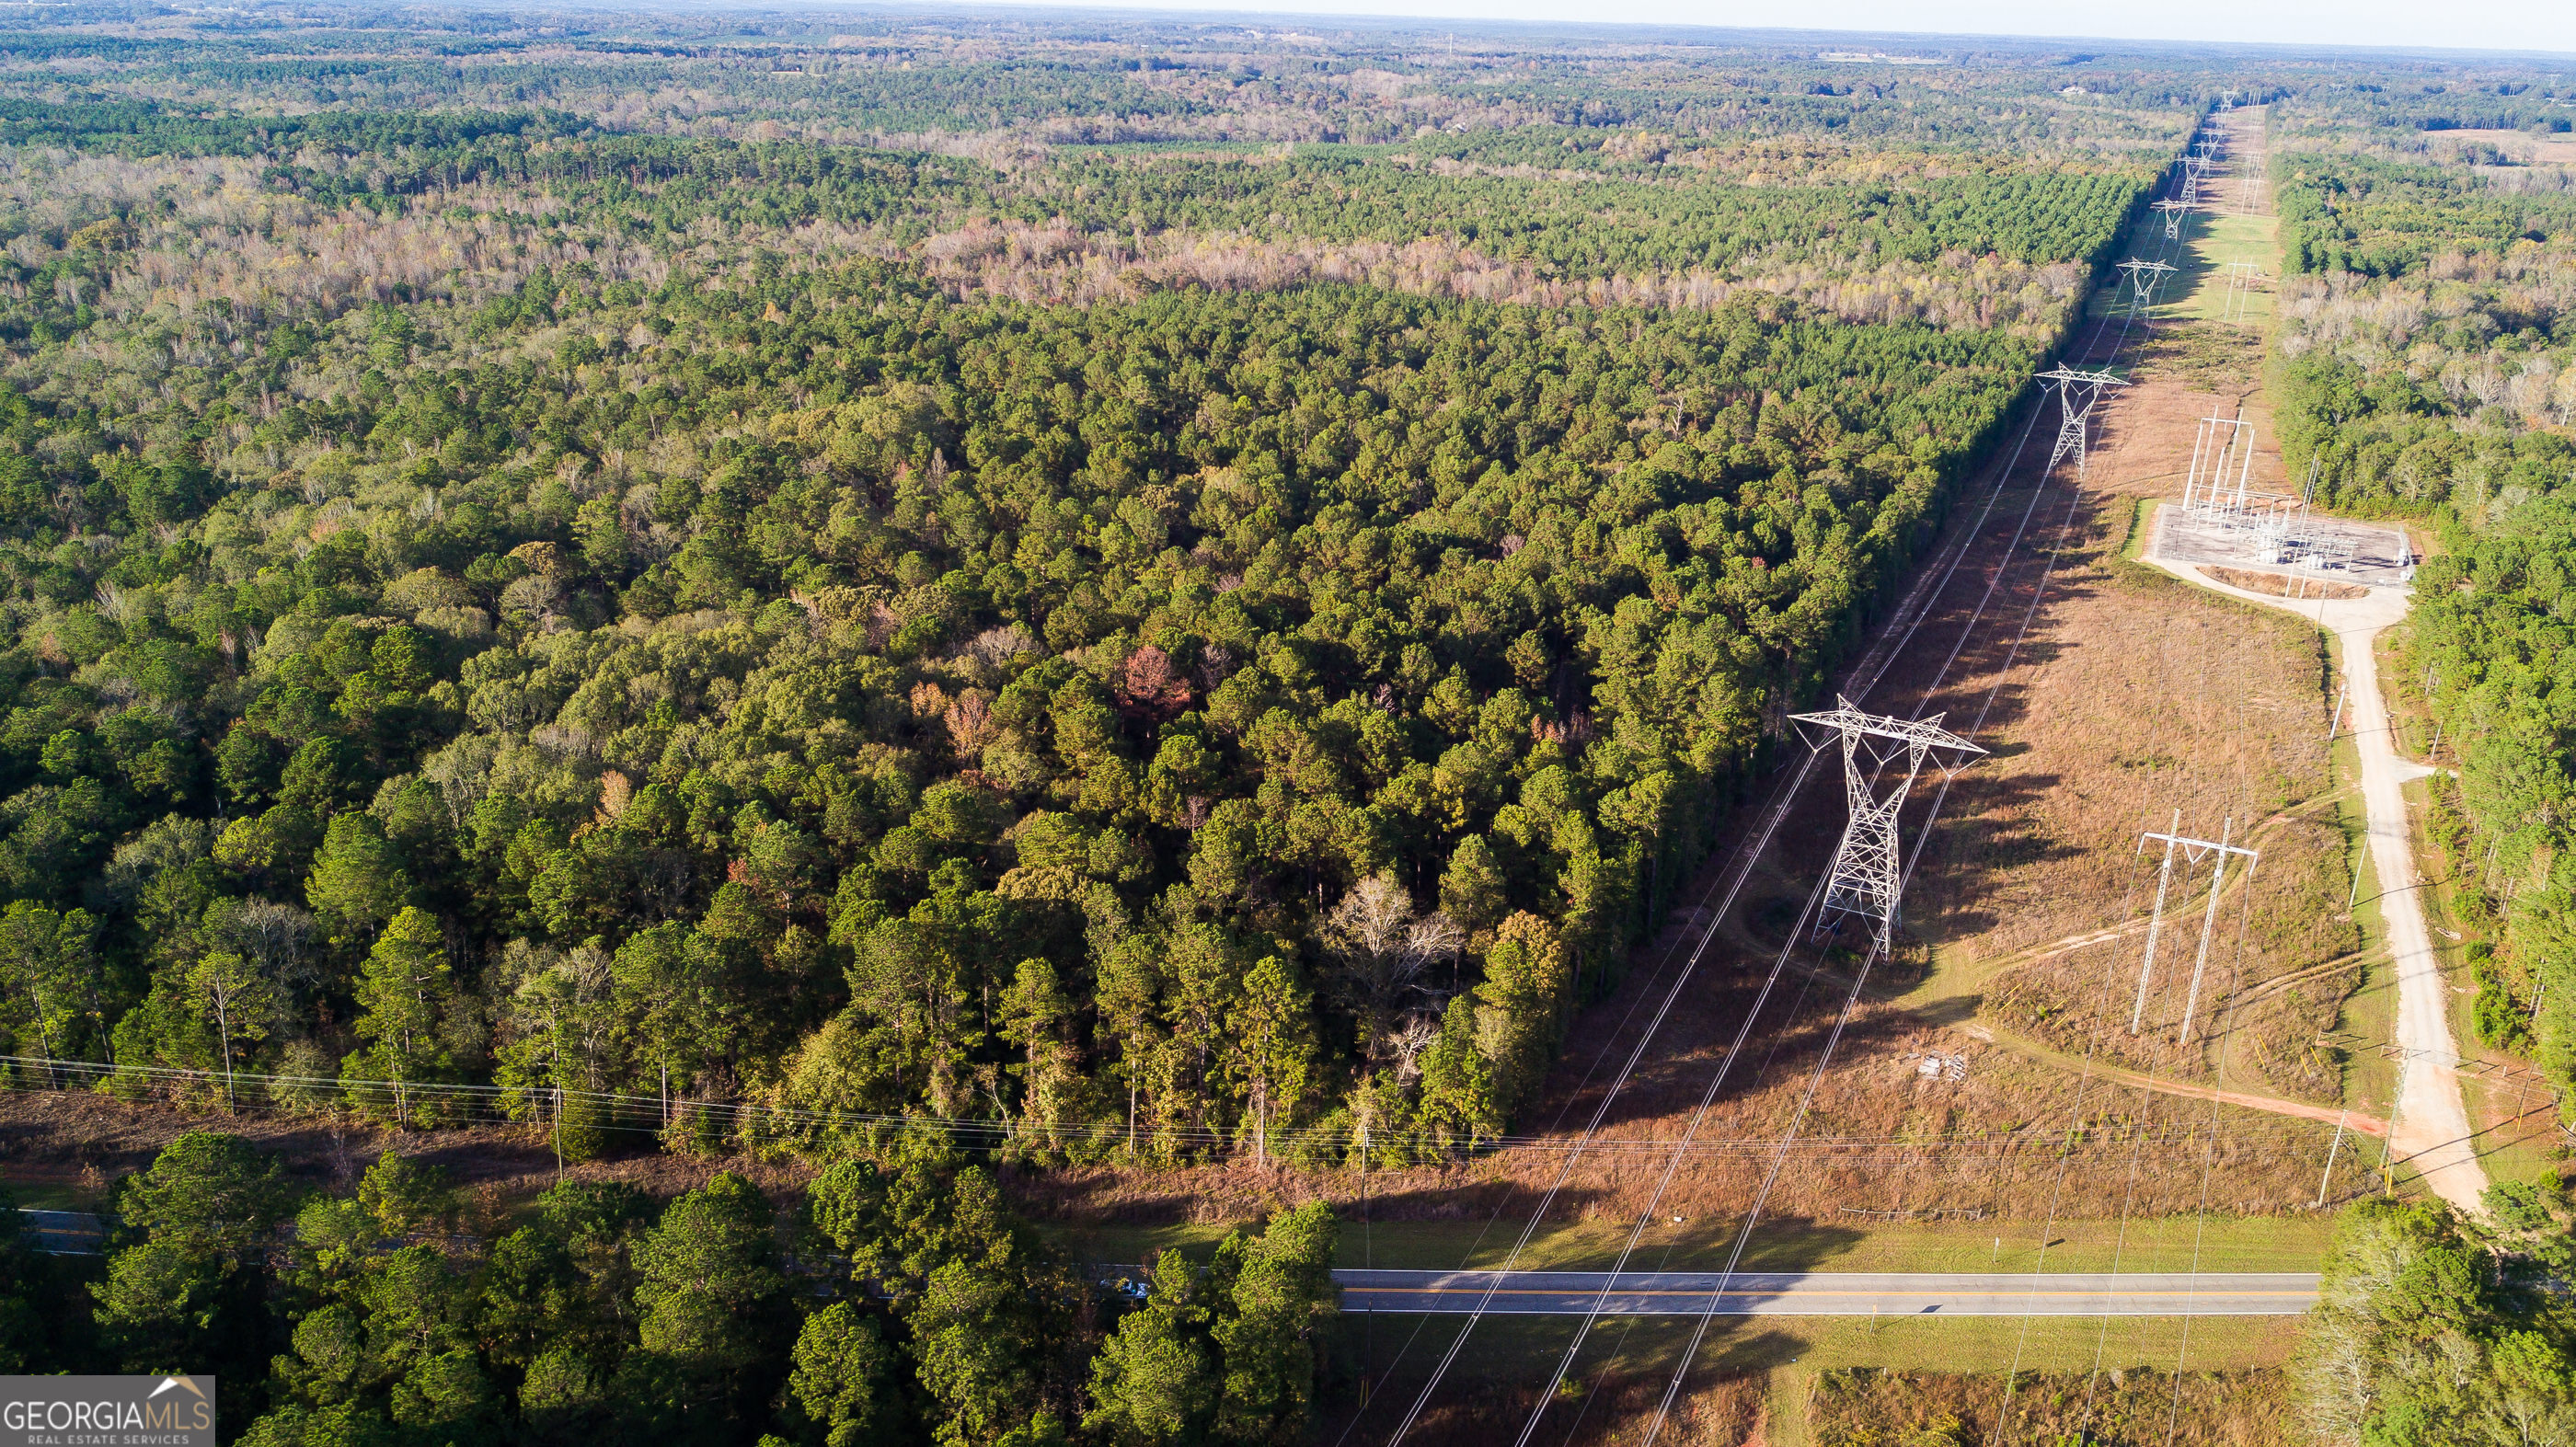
[
  {"left": 1349, "top": 358, "right": 2086, "bottom": 1445},
  {"left": 1517, "top": 440, "right": 2076, "bottom": 1441},
  {"left": 1618, "top": 146, "right": 2203, "bottom": 1443},
  {"left": 1368, "top": 344, "right": 2075, "bottom": 1447},
  {"left": 2163, "top": 827, "right": 2265, "bottom": 1445},
  {"left": 1327, "top": 436, "right": 2104, "bottom": 1438},
  {"left": 0, "top": 1051, "right": 2281, "bottom": 1162}
]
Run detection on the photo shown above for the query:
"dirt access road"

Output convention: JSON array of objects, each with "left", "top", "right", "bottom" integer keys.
[{"left": 2144, "top": 527, "right": 2486, "bottom": 1212}]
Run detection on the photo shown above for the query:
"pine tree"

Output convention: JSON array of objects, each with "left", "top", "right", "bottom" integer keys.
[
  {"left": 344, "top": 907, "right": 459, "bottom": 1127},
  {"left": 1230, "top": 956, "right": 1316, "bottom": 1167}
]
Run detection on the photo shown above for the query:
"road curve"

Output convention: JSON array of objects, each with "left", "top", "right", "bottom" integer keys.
[
  {"left": 2144, "top": 523, "right": 2489, "bottom": 1213},
  {"left": 1334, "top": 1268, "right": 2317, "bottom": 1316}
]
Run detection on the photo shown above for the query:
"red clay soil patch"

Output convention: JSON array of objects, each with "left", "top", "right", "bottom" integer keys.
[{"left": 2199, "top": 565, "right": 2367, "bottom": 600}]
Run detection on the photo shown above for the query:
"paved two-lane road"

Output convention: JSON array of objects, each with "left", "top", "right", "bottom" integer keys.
[{"left": 1334, "top": 1269, "right": 2317, "bottom": 1316}]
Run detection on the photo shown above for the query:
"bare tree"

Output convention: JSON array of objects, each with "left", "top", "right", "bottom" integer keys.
[
  {"left": 1322, "top": 874, "right": 1463, "bottom": 1068},
  {"left": 1386, "top": 1013, "right": 1442, "bottom": 1085},
  {"left": 209, "top": 899, "right": 325, "bottom": 1006}
]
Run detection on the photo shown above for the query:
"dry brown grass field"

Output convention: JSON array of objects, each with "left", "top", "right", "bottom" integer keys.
[
  {"left": 1382, "top": 1371, "right": 1768, "bottom": 1447},
  {"left": 1809, "top": 1364, "right": 2289, "bottom": 1447}
]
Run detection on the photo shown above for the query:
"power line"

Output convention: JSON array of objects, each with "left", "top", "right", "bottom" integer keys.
[
  {"left": 1632, "top": 215, "right": 2183, "bottom": 1439},
  {"left": 1384, "top": 147, "right": 2197, "bottom": 1435},
  {"left": 1332, "top": 388, "right": 2083, "bottom": 1439},
  {"left": 2164, "top": 832, "right": 2265, "bottom": 1444},
  {"left": 1370, "top": 339, "right": 2064, "bottom": 1447},
  {"left": 0, "top": 1053, "right": 2289, "bottom": 1160},
  {"left": 1989, "top": 116, "right": 2247, "bottom": 1436}
]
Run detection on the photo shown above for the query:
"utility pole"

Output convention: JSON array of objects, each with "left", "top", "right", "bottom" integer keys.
[
  {"left": 2182, "top": 412, "right": 2255, "bottom": 523},
  {"left": 1788, "top": 697, "right": 1987, "bottom": 954},
  {"left": 2177, "top": 817, "right": 2255, "bottom": 1046},
  {"left": 2220, "top": 261, "right": 2261, "bottom": 323},
  {"left": 2129, "top": 819, "right": 2259, "bottom": 1043},
  {"left": 2132, "top": 810, "right": 2184, "bottom": 1034},
  {"left": 2315, "top": 1108, "right": 2350, "bottom": 1208},
  {"left": 2380, "top": 1062, "right": 2406, "bottom": 1197},
  {"left": 2327, "top": 681, "right": 2349, "bottom": 742}
]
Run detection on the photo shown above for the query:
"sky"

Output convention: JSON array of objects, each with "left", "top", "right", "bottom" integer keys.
[{"left": 982, "top": 0, "right": 2576, "bottom": 58}]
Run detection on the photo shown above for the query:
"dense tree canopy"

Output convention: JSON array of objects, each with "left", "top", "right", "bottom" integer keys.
[
  {"left": 2294, "top": 1184, "right": 2576, "bottom": 1445},
  {"left": 0, "top": 1130, "right": 1339, "bottom": 1445},
  {"left": 5, "top": 8, "right": 2570, "bottom": 1444},
  {"left": 0, "top": 14, "right": 2091, "bottom": 1170},
  {"left": 2263, "top": 86, "right": 2576, "bottom": 1119}
]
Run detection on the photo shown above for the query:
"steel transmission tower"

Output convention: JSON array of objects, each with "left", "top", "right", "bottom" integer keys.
[
  {"left": 2115, "top": 258, "right": 2176, "bottom": 316},
  {"left": 2038, "top": 365, "right": 2126, "bottom": 477},
  {"left": 1788, "top": 697, "right": 1986, "bottom": 953},
  {"left": 2152, "top": 198, "right": 2193, "bottom": 240}
]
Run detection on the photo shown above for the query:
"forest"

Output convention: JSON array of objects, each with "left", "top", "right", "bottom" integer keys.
[
  {"left": 3, "top": 5, "right": 2570, "bottom": 1443},
  {"left": 0, "top": 236, "right": 2050, "bottom": 1166},
  {"left": 0, "top": 18, "right": 2142, "bottom": 1174},
  {"left": 0, "top": 9, "right": 2199, "bottom": 1439},
  {"left": 2266, "top": 85, "right": 2576, "bottom": 1112},
  {"left": 0, "top": 1130, "right": 1347, "bottom": 1446},
  {"left": 2259, "top": 68, "right": 2576, "bottom": 1444},
  {"left": 2292, "top": 1177, "right": 2576, "bottom": 1443}
]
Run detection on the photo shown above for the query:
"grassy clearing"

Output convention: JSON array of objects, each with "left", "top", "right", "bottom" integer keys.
[
  {"left": 1908, "top": 482, "right": 2357, "bottom": 1108},
  {"left": 2167, "top": 211, "right": 2281, "bottom": 327},
  {"left": 2129, "top": 316, "right": 2270, "bottom": 396},
  {"left": 2335, "top": 758, "right": 2401, "bottom": 1123},
  {"left": 1937, "top": 113, "right": 2354, "bottom": 1130},
  {"left": 0, "top": 1172, "right": 101, "bottom": 1212},
  {"left": 2375, "top": 623, "right": 2436, "bottom": 759},
  {"left": 1041, "top": 1209, "right": 2338, "bottom": 1277},
  {"left": 1327, "top": 1312, "right": 2298, "bottom": 1447}
]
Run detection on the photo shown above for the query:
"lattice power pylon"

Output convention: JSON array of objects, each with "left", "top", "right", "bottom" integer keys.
[
  {"left": 2116, "top": 258, "right": 2177, "bottom": 316},
  {"left": 2179, "top": 156, "right": 2213, "bottom": 211},
  {"left": 2128, "top": 817, "right": 2258, "bottom": 1043},
  {"left": 2039, "top": 365, "right": 2126, "bottom": 477},
  {"left": 1789, "top": 697, "right": 1986, "bottom": 953},
  {"left": 2152, "top": 198, "right": 2194, "bottom": 241}
]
